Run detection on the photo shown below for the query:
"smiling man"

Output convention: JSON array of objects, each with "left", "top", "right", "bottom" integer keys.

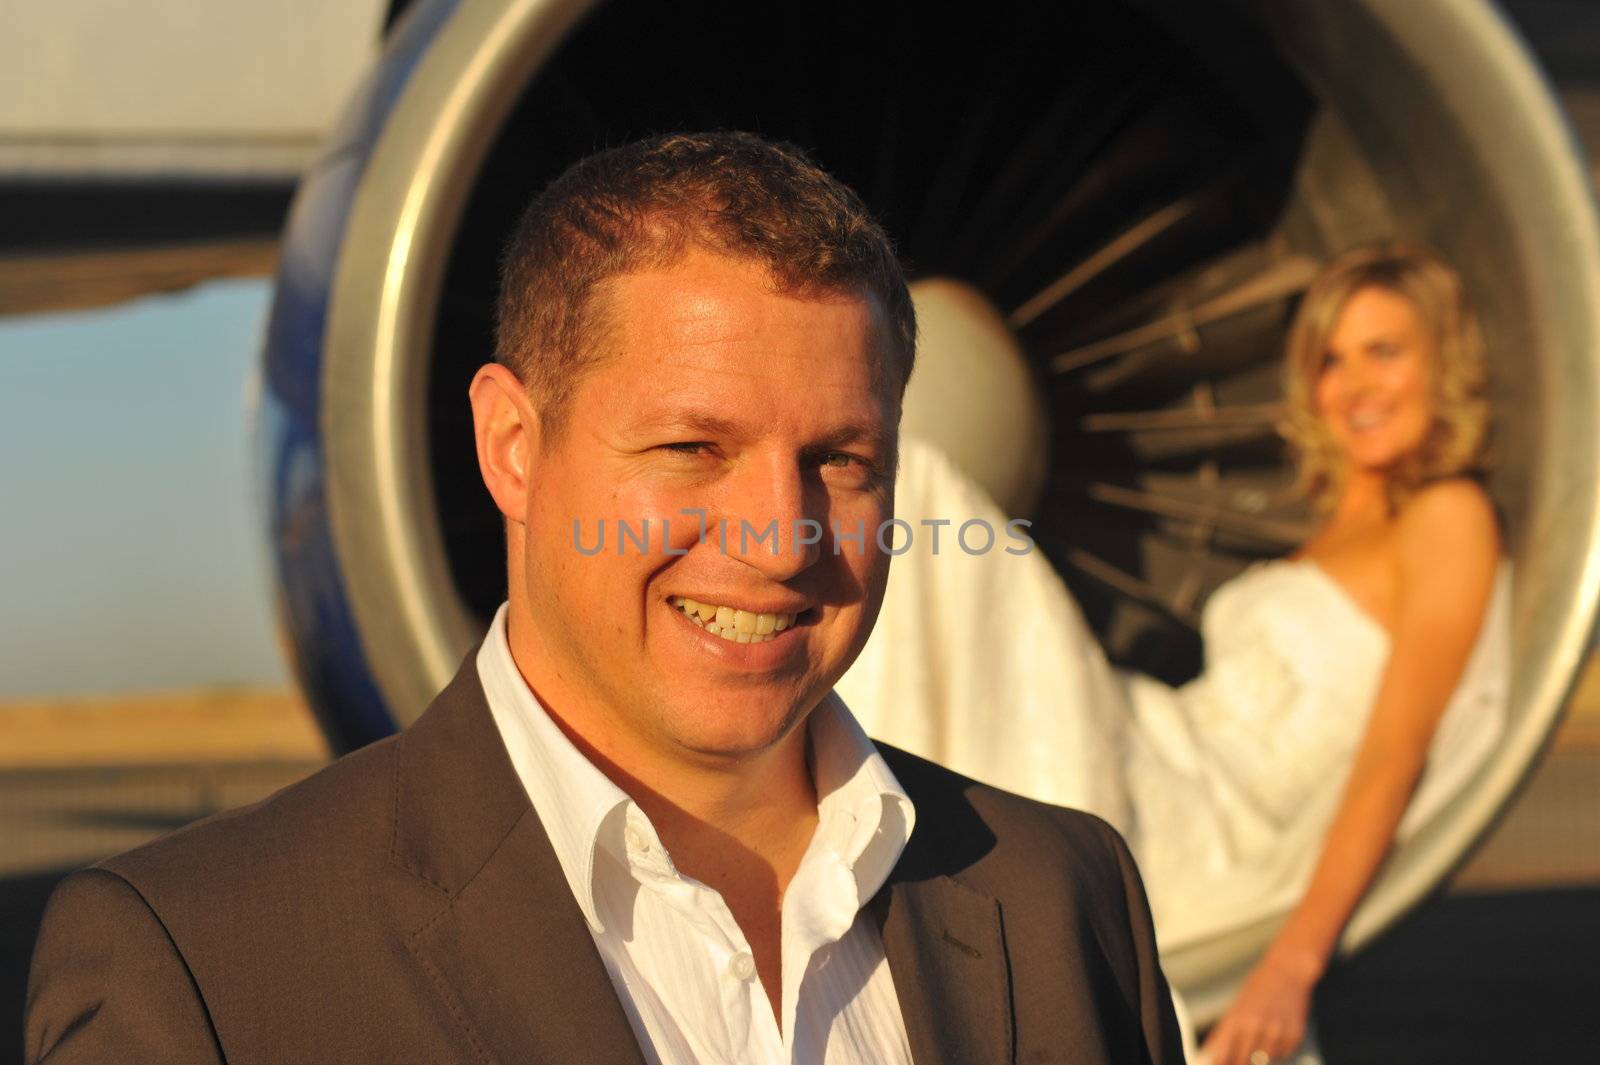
[{"left": 26, "top": 133, "right": 1183, "bottom": 1065}]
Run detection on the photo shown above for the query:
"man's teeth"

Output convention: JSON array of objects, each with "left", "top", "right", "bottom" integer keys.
[{"left": 670, "top": 597, "right": 795, "bottom": 644}]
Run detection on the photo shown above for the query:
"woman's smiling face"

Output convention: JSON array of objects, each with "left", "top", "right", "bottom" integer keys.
[{"left": 1314, "top": 285, "right": 1437, "bottom": 475}]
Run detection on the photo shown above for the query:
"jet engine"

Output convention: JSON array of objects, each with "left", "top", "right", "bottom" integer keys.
[{"left": 260, "top": 0, "right": 1600, "bottom": 1016}]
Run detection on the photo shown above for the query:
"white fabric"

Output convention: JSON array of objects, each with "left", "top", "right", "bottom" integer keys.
[
  {"left": 836, "top": 436, "right": 1135, "bottom": 831},
  {"left": 837, "top": 435, "right": 1511, "bottom": 949},
  {"left": 1122, "top": 557, "right": 1511, "bottom": 945},
  {"left": 477, "top": 604, "right": 916, "bottom": 1065}
]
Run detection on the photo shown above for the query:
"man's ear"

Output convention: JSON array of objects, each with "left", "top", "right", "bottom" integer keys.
[{"left": 468, "top": 363, "right": 541, "bottom": 523}]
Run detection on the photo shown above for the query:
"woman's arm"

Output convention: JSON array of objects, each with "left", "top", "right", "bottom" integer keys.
[{"left": 1202, "top": 479, "right": 1500, "bottom": 1065}]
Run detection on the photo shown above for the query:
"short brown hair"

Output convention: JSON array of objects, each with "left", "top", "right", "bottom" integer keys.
[
  {"left": 494, "top": 131, "right": 916, "bottom": 437},
  {"left": 1281, "top": 241, "right": 1491, "bottom": 512}
]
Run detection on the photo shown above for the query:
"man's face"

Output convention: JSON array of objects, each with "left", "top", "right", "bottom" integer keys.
[{"left": 510, "top": 250, "right": 898, "bottom": 766}]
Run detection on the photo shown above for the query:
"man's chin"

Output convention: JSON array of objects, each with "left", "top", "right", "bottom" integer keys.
[{"left": 665, "top": 694, "right": 821, "bottom": 765}]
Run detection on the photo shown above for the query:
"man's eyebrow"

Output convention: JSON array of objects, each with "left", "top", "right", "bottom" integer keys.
[
  {"left": 629, "top": 410, "right": 748, "bottom": 438},
  {"left": 808, "top": 421, "right": 895, "bottom": 453},
  {"left": 628, "top": 409, "right": 893, "bottom": 451}
]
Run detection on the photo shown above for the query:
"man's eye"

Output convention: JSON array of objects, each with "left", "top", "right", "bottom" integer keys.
[
  {"left": 819, "top": 452, "right": 880, "bottom": 483},
  {"left": 819, "top": 451, "right": 876, "bottom": 472},
  {"left": 1319, "top": 351, "right": 1341, "bottom": 372},
  {"left": 662, "top": 442, "right": 712, "bottom": 456}
]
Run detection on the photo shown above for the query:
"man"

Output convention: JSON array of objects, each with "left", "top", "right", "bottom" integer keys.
[{"left": 27, "top": 132, "right": 1183, "bottom": 1064}]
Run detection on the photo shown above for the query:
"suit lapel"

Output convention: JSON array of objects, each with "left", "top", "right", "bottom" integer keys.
[
  {"left": 407, "top": 811, "right": 648, "bottom": 1065},
  {"left": 873, "top": 872, "right": 1014, "bottom": 1065},
  {"left": 391, "top": 651, "right": 648, "bottom": 1065}
]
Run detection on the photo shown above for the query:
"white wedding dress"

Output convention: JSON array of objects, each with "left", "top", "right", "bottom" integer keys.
[{"left": 836, "top": 436, "right": 1511, "bottom": 948}]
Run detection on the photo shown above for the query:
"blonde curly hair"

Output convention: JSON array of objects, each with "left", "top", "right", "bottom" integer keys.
[{"left": 1281, "top": 242, "right": 1491, "bottom": 513}]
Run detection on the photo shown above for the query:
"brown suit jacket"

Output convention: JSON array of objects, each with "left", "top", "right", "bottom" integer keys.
[{"left": 26, "top": 651, "right": 1184, "bottom": 1064}]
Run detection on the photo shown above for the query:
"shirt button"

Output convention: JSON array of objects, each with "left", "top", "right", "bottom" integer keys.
[
  {"left": 623, "top": 825, "right": 649, "bottom": 853},
  {"left": 728, "top": 952, "right": 756, "bottom": 981}
]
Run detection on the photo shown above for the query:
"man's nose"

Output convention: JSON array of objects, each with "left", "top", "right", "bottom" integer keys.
[{"left": 719, "top": 457, "right": 823, "bottom": 580}]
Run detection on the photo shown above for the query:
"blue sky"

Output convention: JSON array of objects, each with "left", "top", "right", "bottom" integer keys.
[{"left": 0, "top": 279, "right": 289, "bottom": 697}]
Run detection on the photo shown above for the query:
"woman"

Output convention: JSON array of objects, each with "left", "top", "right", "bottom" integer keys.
[
  {"left": 836, "top": 242, "right": 1509, "bottom": 1064},
  {"left": 1192, "top": 243, "right": 1503, "bottom": 1063}
]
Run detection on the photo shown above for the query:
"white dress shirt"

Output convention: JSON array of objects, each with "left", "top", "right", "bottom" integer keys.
[{"left": 477, "top": 603, "right": 916, "bottom": 1065}]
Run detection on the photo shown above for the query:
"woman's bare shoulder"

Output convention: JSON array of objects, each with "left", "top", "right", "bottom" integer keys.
[{"left": 1394, "top": 478, "right": 1501, "bottom": 574}]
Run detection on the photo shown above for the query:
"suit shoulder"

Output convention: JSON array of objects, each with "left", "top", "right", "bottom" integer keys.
[
  {"left": 27, "top": 868, "right": 225, "bottom": 1064},
  {"left": 876, "top": 742, "right": 1132, "bottom": 885},
  {"left": 876, "top": 742, "right": 1177, "bottom": 1056},
  {"left": 102, "top": 732, "right": 401, "bottom": 899},
  {"left": 33, "top": 867, "right": 168, "bottom": 952}
]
